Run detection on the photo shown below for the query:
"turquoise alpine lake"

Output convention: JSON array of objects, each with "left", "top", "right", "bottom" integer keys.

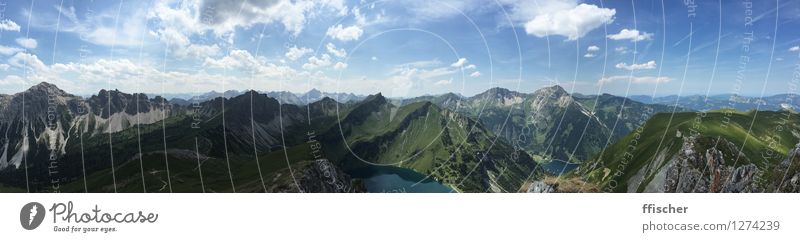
[{"left": 348, "top": 166, "right": 453, "bottom": 193}]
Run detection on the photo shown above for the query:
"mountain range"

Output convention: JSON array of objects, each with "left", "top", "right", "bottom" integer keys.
[
  {"left": 629, "top": 94, "right": 799, "bottom": 112},
  {"left": 1, "top": 82, "right": 799, "bottom": 193},
  {"left": 404, "top": 86, "right": 685, "bottom": 162},
  {"left": 165, "top": 88, "right": 366, "bottom": 106}
]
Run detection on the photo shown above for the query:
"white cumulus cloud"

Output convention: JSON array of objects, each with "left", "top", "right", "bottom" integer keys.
[
  {"left": 203, "top": 49, "right": 258, "bottom": 70},
  {"left": 451, "top": 58, "right": 467, "bottom": 68},
  {"left": 470, "top": 71, "right": 481, "bottom": 77},
  {"left": 615, "top": 61, "right": 656, "bottom": 70},
  {"left": 0, "top": 19, "right": 20, "bottom": 31},
  {"left": 180, "top": 44, "right": 221, "bottom": 60},
  {"left": 333, "top": 62, "right": 348, "bottom": 70},
  {"left": 285, "top": 46, "right": 312, "bottom": 61},
  {"left": 326, "top": 43, "right": 347, "bottom": 58},
  {"left": 0, "top": 49, "right": 309, "bottom": 94},
  {"left": 152, "top": 0, "right": 347, "bottom": 37},
  {"left": 607, "top": 29, "right": 652, "bottom": 42},
  {"left": 8, "top": 52, "right": 47, "bottom": 72},
  {"left": 146, "top": 0, "right": 347, "bottom": 59},
  {"left": 523, "top": 3, "right": 615, "bottom": 41},
  {"left": 151, "top": 28, "right": 221, "bottom": 59},
  {"left": 790, "top": 46, "right": 800, "bottom": 52},
  {"left": 0, "top": 45, "right": 23, "bottom": 56},
  {"left": 15, "top": 38, "right": 38, "bottom": 49},
  {"left": 585, "top": 45, "right": 600, "bottom": 58},
  {"left": 302, "top": 54, "right": 332, "bottom": 70},
  {"left": 326, "top": 24, "right": 363, "bottom": 42}
]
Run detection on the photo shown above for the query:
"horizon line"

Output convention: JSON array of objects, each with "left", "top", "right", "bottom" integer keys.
[{"left": 0, "top": 82, "right": 794, "bottom": 99}]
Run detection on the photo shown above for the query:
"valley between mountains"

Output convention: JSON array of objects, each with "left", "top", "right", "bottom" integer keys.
[{"left": 1, "top": 82, "right": 799, "bottom": 193}]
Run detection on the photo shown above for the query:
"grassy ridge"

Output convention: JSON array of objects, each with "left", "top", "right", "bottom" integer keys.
[
  {"left": 319, "top": 97, "right": 540, "bottom": 192},
  {"left": 581, "top": 110, "right": 800, "bottom": 192}
]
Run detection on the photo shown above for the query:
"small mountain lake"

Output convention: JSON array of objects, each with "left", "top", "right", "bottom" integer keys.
[
  {"left": 348, "top": 166, "right": 453, "bottom": 193},
  {"left": 540, "top": 160, "right": 580, "bottom": 176}
]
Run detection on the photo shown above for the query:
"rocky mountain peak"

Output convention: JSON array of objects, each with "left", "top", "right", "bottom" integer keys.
[
  {"left": 363, "top": 92, "right": 387, "bottom": 104},
  {"left": 228, "top": 90, "right": 281, "bottom": 107},
  {"left": 535, "top": 85, "right": 568, "bottom": 97},
  {"left": 480, "top": 87, "right": 520, "bottom": 98},
  {"left": 305, "top": 88, "right": 323, "bottom": 97},
  {"left": 242, "top": 90, "right": 260, "bottom": 96},
  {"left": 315, "top": 96, "right": 337, "bottom": 105},
  {"left": 661, "top": 135, "right": 761, "bottom": 193},
  {"left": 441, "top": 92, "right": 462, "bottom": 98},
  {"left": 85, "top": 88, "right": 173, "bottom": 118},
  {"left": 25, "top": 82, "right": 69, "bottom": 96},
  {"left": 0, "top": 82, "right": 80, "bottom": 119},
  {"left": 92, "top": 89, "right": 129, "bottom": 105}
]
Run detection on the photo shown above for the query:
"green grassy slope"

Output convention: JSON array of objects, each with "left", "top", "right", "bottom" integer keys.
[
  {"left": 581, "top": 110, "right": 800, "bottom": 192},
  {"left": 318, "top": 95, "right": 541, "bottom": 192}
]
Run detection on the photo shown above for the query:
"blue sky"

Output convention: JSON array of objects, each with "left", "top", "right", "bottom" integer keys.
[{"left": 1, "top": 0, "right": 799, "bottom": 97}]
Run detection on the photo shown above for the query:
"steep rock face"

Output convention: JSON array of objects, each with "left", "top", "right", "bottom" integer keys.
[
  {"left": 266, "top": 159, "right": 365, "bottom": 193},
  {"left": 526, "top": 180, "right": 556, "bottom": 193},
  {"left": 194, "top": 91, "right": 306, "bottom": 156},
  {"left": 0, "top": 83, "right": 85, "bottom": 170},
  {"left": 0, "top": 83, "right": 176, "bottom": 192},
  {"left": 523, "top": 176, "right": 600, "bottom": 193},
  {"left": 86, "top": 90, "right": 168, "bottom": 117},
  {"left": 296, "top": 159, "right": 365, "bottom": 193},
  {"left": 659, "top": 135, "right": 762, "bottom": 193},
  {"left": 770, "top": 144, "right": 800, "bottom": 192},
  {"left": 85, "top": 108, "right": 170, "bottom": 134},
  {"left": 83, "top": 89, "right": 173, "bottom": 134}
]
